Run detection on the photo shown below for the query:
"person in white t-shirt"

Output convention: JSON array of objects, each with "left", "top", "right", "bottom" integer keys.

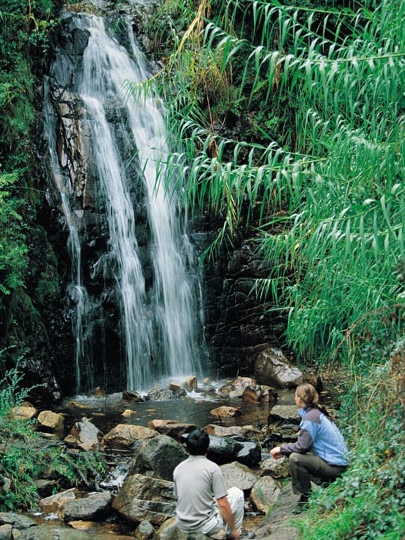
[{"left": 173, "top": 428, "right": 249, "bottom": 539}]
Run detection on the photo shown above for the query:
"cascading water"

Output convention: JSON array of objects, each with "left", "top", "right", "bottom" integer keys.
[{"left": 43, "top": 11, "right": 205, "bottom": 393}]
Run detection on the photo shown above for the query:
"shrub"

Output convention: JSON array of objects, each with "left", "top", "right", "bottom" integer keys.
[{"left": 0, "top": 356, "right": 105, "bottom": 511}]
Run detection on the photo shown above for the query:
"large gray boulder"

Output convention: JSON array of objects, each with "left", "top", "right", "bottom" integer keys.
[
  {"left": 250, "top": 476, "right": 281, "bottom": 513},
  {"left": 220, "top": 461, "right": 258, "bottom": 491},
  {"left": 254, "top": 348, "right": 303, "bottom": 388},
  {"left": 59, "top": 491, "right": 113, "bottom": 521},
  {"left": 130, "top": 434, "right": 187, "bottom": 481},
  {"left": 112, "top": 474, "right": 176, "bottom": 525}
]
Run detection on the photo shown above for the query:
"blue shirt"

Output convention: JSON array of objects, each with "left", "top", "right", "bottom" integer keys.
[{"left": 281, "top": 406, "right": 349, "bottom": 466}]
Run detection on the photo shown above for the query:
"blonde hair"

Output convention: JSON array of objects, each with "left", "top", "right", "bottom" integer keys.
[
  {"left": 295, "top": 383, "right": 319, "bottom": 407},
  {"left": 295, "top": 383, "right": 335, "bottom": 421}
]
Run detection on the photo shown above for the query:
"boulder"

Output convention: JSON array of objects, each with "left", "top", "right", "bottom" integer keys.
[
  {"left": 242, "top": 384, "right": 278, "bottom": 404},
  {"left": 156, "top": 517, "right": 188, "bottom": 540},
  {"left": 204, "top": 424, "right": 262, "bottom": 440},
  {"left": 254, "top": 349, "right": 303, "bottom": 388},
  {"left": 206, "top": 435, "right": 261, "bottom": 467},
  {"left": 122, "top": 390, "right": 145, "bottom": 403},
  {"left": 64, "top": 417, "right": 102, "bottom": 451},
  {"left": 37, "top": 411, "right": 64, "bottom": 433},
  {"left": 267, "top": 405, "right": 300, "bottom": 425},
  {"left": 210, "top": 406, "right": 241, "bottom": 418},
  {"left": 9, "top": 405, "right": 37, "bottom": 421},
  {"left": 146, "top": 385, "right": 178, "bottom": 401},
  {"left": 235, "top": 439, "right": 262, "bottom": 467},
  {"left": 59, "top": 491, "right": 112, "bottom": 521},
  {"left": 101, "top": 424, "right": 157, "bottom": 450},
  {"left": 134, "top": 519, "right": 158, "bottom": 540},
  {"left": 183, "top": 375, "right": 198, "bottom": 391},
  {"left": 220, "top": 461, "right": 258, "bottom": 491},
  {"left": 0, "top": 512, "right": 37, "bottom": 530},
  {"left": 250, "top": 476, "right": 281, "bottom": 513},
  {"left": 112, "top": 474, "right": 176, "bottom": 525},
  {"left": 0, "top": 523, "right": 12, "bottom": 539},
  {"left": 226, "top": 376, "right": 256, "bottom": 398},
  {"left": 167, "top": 382, "right": 186, "bottom": 397},
  {"left": 122, "top": 409, "right": 137, "bottom": 418},
  {"left": 259, "top": 457, "right": 290, "bottom": 480},
  {"left": 147, "top": 420, "right": 196, "bottom": 440},
  {"left": 130, "top": 434, "right": 187, "bottom": 480},
  {"left": 40, "top": 489, "right": 78, "bottom": 514}
]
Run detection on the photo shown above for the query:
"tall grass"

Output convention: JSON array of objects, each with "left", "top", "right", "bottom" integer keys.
[{"left": 145, "top": 0, "right": 405, "bottom": 364}]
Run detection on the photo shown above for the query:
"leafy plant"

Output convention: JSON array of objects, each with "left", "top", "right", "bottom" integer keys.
[
  {"left": 0, "top": 356, "right": 106, "bottom": 511},
  {"left": 0, "top": 172, "right": 28, "bottom": 309},
  {"left": 142, "top": 0, "right": 404, "bottom": 364}
]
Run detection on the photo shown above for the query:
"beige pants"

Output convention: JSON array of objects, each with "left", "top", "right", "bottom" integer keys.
[{"left": 201, "top": 487, "right": 245, "bottom": 536}]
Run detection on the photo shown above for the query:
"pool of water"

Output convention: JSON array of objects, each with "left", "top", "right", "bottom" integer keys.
[{"left": 57, "top": 379, "right": 296, "bottom": 437}]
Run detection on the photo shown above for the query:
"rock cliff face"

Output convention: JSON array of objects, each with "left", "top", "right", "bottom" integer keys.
[
  {"left": 201, "top": 234, "right": 288, "bottom": 376},
  {"left": 37, "top": 2, "right": 288, "bottom": 399}
]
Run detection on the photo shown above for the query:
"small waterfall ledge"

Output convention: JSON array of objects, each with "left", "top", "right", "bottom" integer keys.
[{"left": 42, "top": 9, "right": 206, "bottom": 394}]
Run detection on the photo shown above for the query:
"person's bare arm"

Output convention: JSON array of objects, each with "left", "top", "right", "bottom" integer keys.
[{"left": 217, "top": 495, "right": 240, "bottom": 539}]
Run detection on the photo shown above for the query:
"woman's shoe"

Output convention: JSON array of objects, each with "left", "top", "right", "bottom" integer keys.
[{"left": 292, "top": 494, "right": 309, "bottom": 514}]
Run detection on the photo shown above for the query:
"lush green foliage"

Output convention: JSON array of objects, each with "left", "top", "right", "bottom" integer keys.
[
  {"left": 143, "top": 0, "right": 405, "bottom": 366},
  {"left": 0, "top": 358, "right": 105, "bottom": 511},
  {"left": 0, "top": 172, "right": 28, "bottom": 308},
  {"left": 0, "top": 0, "right": 56, "bottom": 165},
  {"left": 0, "top": 0, "right": 58, "bottom": 314}
]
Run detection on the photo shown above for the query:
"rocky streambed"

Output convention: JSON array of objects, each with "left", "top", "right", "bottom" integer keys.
[{"left": 1, "top": 372, "right": 329, "bottom": 539}]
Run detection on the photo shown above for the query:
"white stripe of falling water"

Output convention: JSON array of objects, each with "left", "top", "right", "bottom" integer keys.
[
  {"left": 78, "top": 15, "right": 201, "bottom": 387},
  {"left": 79, "top": 18, "right": 153, "bottom": 390},
  {"left": 124, "top": 19, "right": 203, "bottom": 378}
]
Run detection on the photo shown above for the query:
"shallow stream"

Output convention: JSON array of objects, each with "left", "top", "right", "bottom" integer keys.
[{"left": 56, "top": 379, "right": 296, "bottom": 437}]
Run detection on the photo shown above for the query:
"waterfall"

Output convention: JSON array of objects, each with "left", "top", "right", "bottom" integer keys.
[{"left": 43, "top": 11, "right": 205, "bottom": 393}]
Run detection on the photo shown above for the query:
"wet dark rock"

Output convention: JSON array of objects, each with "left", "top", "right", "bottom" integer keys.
[
  {"left": 122, "top": 390, "right": 145, "bottom": 402},
  {"left": 205, "top": 434, "right": 261, "bottom": 468}
]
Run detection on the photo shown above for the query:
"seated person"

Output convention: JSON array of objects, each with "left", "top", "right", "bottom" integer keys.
[{"left": 173, "top": 428, "right": 245, "bottom": 539}]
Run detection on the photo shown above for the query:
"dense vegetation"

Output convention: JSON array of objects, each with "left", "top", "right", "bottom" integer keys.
[
  {"left": 0, "top": 358, "right": 105, "bottom": 510},
  {"left": 0, "top": 0, "right": 404, "bottom": 536},
  {"left": 0, "top": 0, "right": 56, "bottom": 305}
]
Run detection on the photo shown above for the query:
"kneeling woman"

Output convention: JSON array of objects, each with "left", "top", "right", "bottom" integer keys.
[{"left": 270, "top": 383, "right": 349, "bottom": 506}]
